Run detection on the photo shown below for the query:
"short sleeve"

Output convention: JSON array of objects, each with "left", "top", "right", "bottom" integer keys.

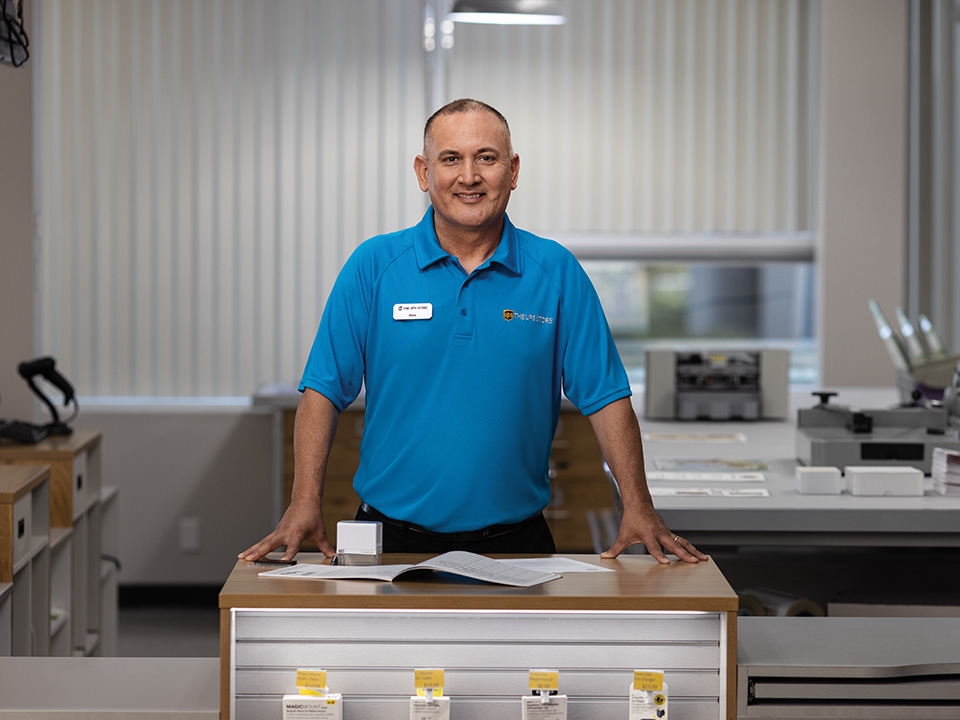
[
  {"left": 557, "top": 257, "right": 632, "bottom": 415},
  {"left": 298, "top": 247, "right": 371, "bottom": 411}
]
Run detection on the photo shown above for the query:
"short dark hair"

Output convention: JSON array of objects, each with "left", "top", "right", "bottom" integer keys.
[{"left": 423, "top": 98, "right": 512, "bottom": 151}]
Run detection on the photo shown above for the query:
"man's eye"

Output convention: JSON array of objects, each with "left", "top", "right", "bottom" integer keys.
[
  {"left": 479, "top": 155, "right": 495, "bottom": 162},
  {"left": 442, "top": 156, "right": 459, "bottom": 163}
]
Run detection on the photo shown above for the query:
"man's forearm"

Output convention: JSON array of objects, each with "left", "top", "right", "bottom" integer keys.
[
  {"left": 587, "top": 396, "right": 651, "bottom": 507},
  {"left": 292, "top": 388, "right": 341, "bottom": 507},
  {"left": 588, "top": 396, "right": 706, "bottom": 562}
]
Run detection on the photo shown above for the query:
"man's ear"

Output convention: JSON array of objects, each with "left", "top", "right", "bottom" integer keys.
[
  {"left": 510, "top": 153, "right": 520, "bottom": 190},
  {"left": 414, "top": 155, "right": 430, "bottom": 192}
]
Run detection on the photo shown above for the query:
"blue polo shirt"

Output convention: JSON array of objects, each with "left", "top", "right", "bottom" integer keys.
[{"left": 300, "top": 207, "right": 630, "bottom": 532}]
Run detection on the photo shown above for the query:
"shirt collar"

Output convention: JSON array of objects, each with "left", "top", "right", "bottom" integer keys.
[{"left": 413, "top": 206, "right": 522, "bottom": 276}]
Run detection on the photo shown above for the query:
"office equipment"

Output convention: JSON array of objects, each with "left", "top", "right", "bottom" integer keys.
[
  {"left": 0, "top": 420, "right": 49, "bottom": 444},
  {"left": 0, "top": 357, "right": 78, "bottom": 444},
  {"left": 335, "top": 520, "right": 382, "bottom": 566},
  {"left": 894, "top": 306, "right": 928, "bottom": 363},
  {"left": 645, "top": 349, "right": 789, "bottom": 421},
  {"left": 869, "top": 301, "right": 960, "bottom": 401},
  {"left": 795, "top": 466, "right": 842, "bottom": 495},
  {"left": 738, "top": 617, "right": 960, "bottom": 718},
  {"left": 795, "top": 392, "right": 960, "bottom": 474},
  {"left": 920, "top": 313, "right": 950, "bottom": 359},
  {"left": 846, "top": 465, "right": 924, "bottom": 496},
  {"left": 868, "top": 300, "right": 911, "bottom": 371}
]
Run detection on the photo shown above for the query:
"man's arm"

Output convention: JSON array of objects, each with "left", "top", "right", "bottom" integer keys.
[
  {"left": 239, "top": 388, "right": 341, "bottom": 561},
  {"left": 587, "top": 396, "right": 707, "bottom": 563}
]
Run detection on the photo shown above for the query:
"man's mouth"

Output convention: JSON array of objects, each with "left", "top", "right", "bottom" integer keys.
[{"left": 455, "top": 193, "right": 484, "bottom": 201}]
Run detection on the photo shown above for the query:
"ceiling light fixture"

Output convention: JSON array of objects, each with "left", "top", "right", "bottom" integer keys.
[{"left": 449, "top": 0, "right": 566, "bottom": 26}]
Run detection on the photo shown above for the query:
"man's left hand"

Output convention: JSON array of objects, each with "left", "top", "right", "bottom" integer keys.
[{"left": 601, "top": 502, "right": 708, "bottom": 563}]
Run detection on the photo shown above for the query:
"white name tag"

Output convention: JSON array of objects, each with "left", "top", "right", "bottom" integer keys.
[{"left": 393, "top": 303, "right": 433, "bottom": 320}]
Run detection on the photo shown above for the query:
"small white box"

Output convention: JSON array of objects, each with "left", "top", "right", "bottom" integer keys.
[
  {"left": 796, "top": 466, "right": 842, "bottom": 495},
  {"left": 846, "top": 466, "right": 925, "bottom": 497},
  {"left": 283, "top": 693, "right": 342, "bottom": 719},
  {"left": 336, "top": 521, "right": 382, "bottom": 566}
]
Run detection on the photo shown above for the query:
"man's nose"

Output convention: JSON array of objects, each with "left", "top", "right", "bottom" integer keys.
[{"left": 459, "top": 158, "right": 480, "bottom": 184}]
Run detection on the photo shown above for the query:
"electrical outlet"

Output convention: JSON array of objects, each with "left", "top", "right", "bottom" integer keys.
[{"left": 179, "top": 517, "right": 201, "bottom": 553}]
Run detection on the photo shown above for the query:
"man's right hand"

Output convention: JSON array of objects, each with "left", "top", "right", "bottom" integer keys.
[{"left": 237, "top": 498, "right": 335, "bottom": 562}]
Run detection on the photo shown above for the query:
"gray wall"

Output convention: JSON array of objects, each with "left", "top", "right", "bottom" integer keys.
[
  {"left": 1, "top": 0, "right": 915, "bottom": 585},
  {"left": 76, "top": 408, "right": 275, "bottom": 585}
]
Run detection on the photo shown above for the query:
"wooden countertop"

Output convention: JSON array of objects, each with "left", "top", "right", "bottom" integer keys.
[
  {"left": 220, "top": 553, "right": 737, "bottom": 613},
  {"left": 0, "top": 429, "right": 100, "bottom": 458},
  {"left": 0, "top": 465, "right": 50, "bottom": 503}
]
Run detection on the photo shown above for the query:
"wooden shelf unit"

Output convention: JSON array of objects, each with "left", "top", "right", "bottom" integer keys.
[
  {"left": 0, "top": 465, "right": 51, "bottom": 656},
  {"left": 0, "top": 432, "right": 116, "bottom": 657}
]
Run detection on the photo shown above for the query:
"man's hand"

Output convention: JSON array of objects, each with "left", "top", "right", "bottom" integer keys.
[
  {"left": 238, "top": 497, "right": 335, "bottom": 562},
  {"left": 601, "top": 500, "right": 707, "bottom": 563}
]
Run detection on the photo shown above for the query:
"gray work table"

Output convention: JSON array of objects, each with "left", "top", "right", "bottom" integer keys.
[
  {"left": 255, "top": 384, "right": 960, "bottom": 548},
  {"left": 737, "top": 617, "right": 960, "bottom": 718},
  {"left": 639, "top": 387, "right": 960, "bottom": 548}
]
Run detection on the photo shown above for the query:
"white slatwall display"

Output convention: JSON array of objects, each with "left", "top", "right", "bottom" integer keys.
[
  {"left": 231, "top": 609, "right": 729, "bottom": 720},
  {"left": 36, "top": 0, "right": 427, "bottom": 397},
  {"left": 447, "top": 0, "right": 818, "bottom": 235},
  {"left": 36, "top": 0, "right": 818, "bottom": 398}
]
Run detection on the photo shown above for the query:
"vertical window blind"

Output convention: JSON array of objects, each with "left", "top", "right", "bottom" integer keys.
[
  {"left": 37, "top": 0, "right": 427, "bottom": 397},
  {"left": 447, "top": 0, "right": 818, "bottom": 234},
  {"left": 37, "top": 0, "right": 818, "bottom": 398},
  {"left": 909, "top": 0, "right": 960, "bottom": 351}
]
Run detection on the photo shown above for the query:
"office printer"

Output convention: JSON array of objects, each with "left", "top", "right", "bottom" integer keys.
[
  {"left": 645, "top": 348, "right": 790, "bottom": 420},
  {"left": 796, "top": 391, "right": 960, "bottom": 474}
]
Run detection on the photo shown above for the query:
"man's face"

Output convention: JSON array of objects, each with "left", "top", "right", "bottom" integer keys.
[{"left": 415, "top": 110, "right": 520, "bottom": 238}]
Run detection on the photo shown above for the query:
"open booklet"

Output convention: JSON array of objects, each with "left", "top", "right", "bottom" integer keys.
[{"left": 258, "top": 550, "right": 562, "bottom": 588}]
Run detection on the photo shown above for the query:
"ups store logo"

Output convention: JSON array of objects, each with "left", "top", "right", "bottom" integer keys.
[{"left": 503, "top": 309, "right": 514, "bottom": 321}]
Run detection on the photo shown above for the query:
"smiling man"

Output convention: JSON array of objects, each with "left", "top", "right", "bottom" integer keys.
[{"left": 240, "top": 99, "right": 706, "bottom": 562}]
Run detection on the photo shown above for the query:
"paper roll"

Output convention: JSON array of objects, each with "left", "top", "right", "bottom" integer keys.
[
  {"left": 742, "top": 587, "right": 825, "bottom": 617},
  {"left": 738, "top": 592, "right": 766, "bottom": 617}
]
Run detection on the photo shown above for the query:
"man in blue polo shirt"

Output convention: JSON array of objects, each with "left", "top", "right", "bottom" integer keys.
[{"left": 241, "top": 99, "right": 706, "bottom": 563}]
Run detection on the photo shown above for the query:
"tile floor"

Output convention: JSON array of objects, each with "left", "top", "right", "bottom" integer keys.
[{"left": 118, "top": 594, "right": 221, "bottom": 657}]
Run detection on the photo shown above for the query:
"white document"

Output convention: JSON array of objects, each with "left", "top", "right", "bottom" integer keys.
[
  {"left": 647, "top": 471, "right": 766, "bottom": 482},
  {"left": 500, "top": 558, "right": 614, "bottom": 573},
  {"left": 644, "top": 432, "right": 747, "bottom": 443},
  {"left": 260, "top": 551, "right": 561, "bottom": 588},
  {"left": 650, "top": 487, "right": 770, "bottom": 498}
]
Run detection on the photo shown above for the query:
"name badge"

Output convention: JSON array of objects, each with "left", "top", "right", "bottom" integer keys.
[{"left": 393, "top": 303, "right": 433, "bottom": 320}]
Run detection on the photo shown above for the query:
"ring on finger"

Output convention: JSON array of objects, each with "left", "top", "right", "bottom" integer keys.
[{"left": 673, "top": 535, "right": 682, "bottom": 543}]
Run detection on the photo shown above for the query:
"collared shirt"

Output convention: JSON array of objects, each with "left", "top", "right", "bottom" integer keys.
[{"left": 300, "top": 207, "right": 630, "bottom": 532}]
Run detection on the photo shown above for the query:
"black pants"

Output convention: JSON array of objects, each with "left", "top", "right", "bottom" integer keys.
[{"left": 355, "top": 503, "right": 556, "bottom": 554}]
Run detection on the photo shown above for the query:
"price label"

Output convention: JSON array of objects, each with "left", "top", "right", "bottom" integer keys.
[
  {"left": 633, "top": 670, "right": 663, "bottom": 693},
  {"left": 415, "top": 668, "right": 444, "bottom": 697},
  {"left": 529, "top": 670, "right": 559, "bottom": 691},
  {"left": 296, "top": 669, "right": 327, "bottom": 695}
]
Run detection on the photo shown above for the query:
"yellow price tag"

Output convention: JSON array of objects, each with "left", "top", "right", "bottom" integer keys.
[
  {"left": 633, "top": 670, "right": 663, "bottom": 693},
  {"left": 296, "top": 669, "right": 327, "bottom": 692},
  {"left": 415, "top": 668, "right": 444, "bottom": 689},
  {"left": 529, "top": 670, "right": 559, "bottom": 691}
]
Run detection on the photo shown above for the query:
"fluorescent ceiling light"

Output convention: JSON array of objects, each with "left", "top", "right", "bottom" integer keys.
[{"left": 449, "top": 0, "right": 566, "bottom": 25}]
